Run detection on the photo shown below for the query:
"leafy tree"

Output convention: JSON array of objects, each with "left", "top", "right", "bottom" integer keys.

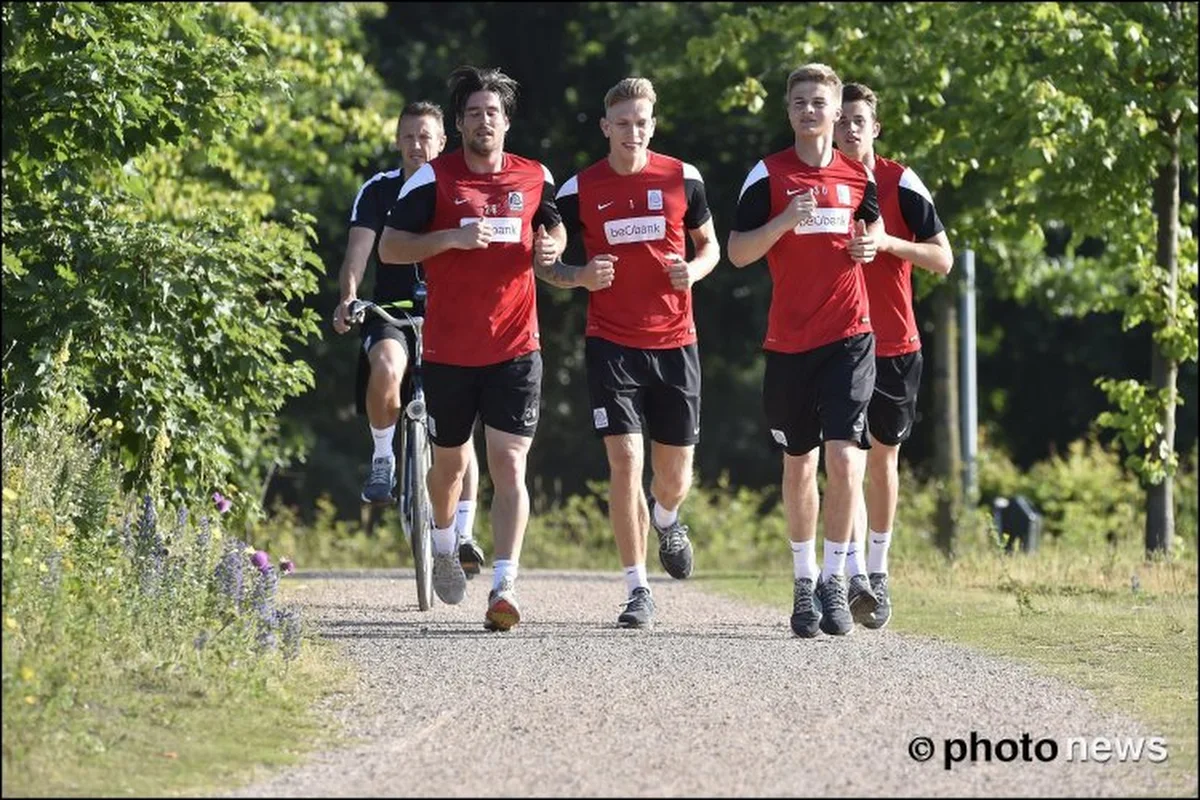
[
  {"left": 620, "top": 1, "right": 1198, "bottom": 552},
  {"left": 2, "top": 2, "right": 397, "bottom": 505}
]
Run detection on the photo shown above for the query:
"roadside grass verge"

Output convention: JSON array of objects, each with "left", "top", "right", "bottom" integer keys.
[{"left": 1, "top": 411, "right": 354, "bottom": 797}]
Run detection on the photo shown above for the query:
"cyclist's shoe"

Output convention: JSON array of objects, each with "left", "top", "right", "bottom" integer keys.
[
  {"left": 790, "top": 577, "right": 821, "bottom": 638},
  {"left": 431, "top": 550, "right": 466, "bottom": 605},
  {"left": 458, "top": 534, "right": 485, "bottom": 580},
  {"left": 617, "top": 586, "right": 655, "bottom": 629},
  {"left": 651, "top": 503, "right": 694, "bottom": 580},
  {"left": 847, "top": 573, "right": 880, "bottom": 626},
  {"left": 864, "top": 573, "right": 891, "bottom": 630},
  {"left": 361, "top": 455, "right": 396, "bottom": 506},
  {"left": 815, "top": 573, "right": 853, "bottom": 636},
  {"left": 484, "top": 576, "right": 520, "bottom": 632}
]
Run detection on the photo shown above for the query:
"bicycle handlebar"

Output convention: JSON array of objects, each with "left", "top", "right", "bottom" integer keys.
[{"left": 347, "top": 299, "right": 423, "bottom": 330}]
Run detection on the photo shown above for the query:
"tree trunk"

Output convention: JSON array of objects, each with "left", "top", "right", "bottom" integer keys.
[
  {"left": 933, "top": 281, "right": 962, "bottom": 556},
  {"left": 1146, "top": 114, "right": 1181, "bottom": 557}
]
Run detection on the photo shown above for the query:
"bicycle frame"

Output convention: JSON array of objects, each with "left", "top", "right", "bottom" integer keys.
[{"left": 348, "top": 293, "right": 434, "bottom": 609}]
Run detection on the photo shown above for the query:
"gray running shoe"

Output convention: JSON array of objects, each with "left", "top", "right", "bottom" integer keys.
[
  {"left": 865, "top": 572, "right": 891, "bottom": 630},
  {"left": 651, "top": 503, "right": 694, "bottom": 579},
  {"left": 790, "top": 577, "right": 821, "bottom": 638},
  {"left": 847, "top": 573, "right": 880, "bottom": 626},
  {"left": 815, "top": 574, "right": 853, "bottom": 636},
  {"left": 458, "top": 534, "right": 485, "bottom": 579},
  {"left": 484, "top": 576, "right": 520, "bottom": 631},
  {"left": 431, "top": 550, "right": 466, "bottom": 605},
  {"left": 617, "top": 586, "right": 655, "bottom": 628},
  {"left": 360, "top": 455, "right": 396, "bottom": 505}
]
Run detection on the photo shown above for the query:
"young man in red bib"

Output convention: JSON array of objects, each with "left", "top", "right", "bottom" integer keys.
[
  {"left": 834, "top": 82, "right": 953, "bottom": 629},
  {"left": 729, "top": 63, "right": 884, "bottom": 638},
  {"left": 380, "top": 66, "right": 566, "bottom": 632},
  {"left": 535, "top": 77, "right": 719, "bottom": 627}
]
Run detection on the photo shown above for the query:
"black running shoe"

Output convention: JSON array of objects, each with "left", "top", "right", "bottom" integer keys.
[
  {"left": 790, "top": 577, "right": 821, "bottom": 638},
  {"left": 815, "top": 574, "right": 853, "bottom": 636},
  {"left": 865, "top": 572, "right": 891, "bottom": 630},
  {"left": 847, "top": 573, "right": 879, "bottom": 626},
  {"left": 651, "top": 502, "right": 693, "bottom": 580},
  {"left": 361, "top": 455, "right": 396, "bottom": 505},
  {"left": 617, "top": 586, "right": 655, "bottom": 628},
  {"left": 458, "top": 535, "right": 485, "bottom": 579}
]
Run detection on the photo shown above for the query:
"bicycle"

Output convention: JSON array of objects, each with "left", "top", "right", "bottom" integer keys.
[{"left": 347, "top": 294, "right": 435, "bottom": 611}]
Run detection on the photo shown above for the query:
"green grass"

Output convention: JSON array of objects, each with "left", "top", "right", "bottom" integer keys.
[
  {"left": 2, "top": 638, "right": 353, "bottom": 797},
  {"left": 699, "top": 545, "right": 1198, "bottom": 794}
]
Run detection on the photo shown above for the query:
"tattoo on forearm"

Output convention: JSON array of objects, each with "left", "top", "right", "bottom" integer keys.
[{"left": 534, "top": 259, "right": 582, "bottom": 288}]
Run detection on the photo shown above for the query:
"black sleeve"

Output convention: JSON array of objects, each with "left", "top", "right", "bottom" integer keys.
[
  {"left": 684, "top": 176, "right": 712, "bottom": 230},
  {"left": 854, "top": 178, "right": 881, "bottom": 225},
  {"left": 349, "top": 175, "right": 385, "bottom": 232},
  {"left": 898, "top": 172, "right": 945, "bottom": 241},
  {"left": 733, "top": 172, "right": 771, "bottom": 232},
  {"left": 557, "top": 187, "right": 581, "bottom": 240},
  {"left": 533, "top": 180, "right": 562, "bottom": 230},
  {"left": 384, "top": 177, "right": 436, "bottom": 233}
]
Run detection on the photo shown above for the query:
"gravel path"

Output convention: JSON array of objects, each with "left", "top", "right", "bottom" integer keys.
[{"left": 224, "top": 569, "right": 1190, "bottom": 797}]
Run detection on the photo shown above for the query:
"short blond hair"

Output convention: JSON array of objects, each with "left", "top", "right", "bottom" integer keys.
[
  {"left": 604, "top": 77, "right": 657, "bottom": 112},
  {"left": 785, "top": 63, "right": 842, "bottom": 100}
]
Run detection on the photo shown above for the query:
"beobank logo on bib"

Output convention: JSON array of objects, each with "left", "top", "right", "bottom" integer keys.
[
  {"left": 604, "top": 215, "right": 666, "bottom": 245},
  {"left": 793, "top": 207, "right": 852, "bottom": 235},
  {"left": 460, "top": 216, "right": 522, "bottom": 243}
]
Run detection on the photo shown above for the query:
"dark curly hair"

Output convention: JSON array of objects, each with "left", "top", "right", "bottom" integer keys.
[{"left": 447, "top": 65, "right": 519, "bottom": 122}]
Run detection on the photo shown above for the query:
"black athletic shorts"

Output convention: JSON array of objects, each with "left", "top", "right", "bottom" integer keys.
[
  {"left": 585, "top": 337, "right": 701, "bottom": 446},
  {"left": 423, "top": 351, "right": 542, "bottom": 448},
  {"left": 868, "top": 350, "right": 923, "bottom": 446},
  {"left": 355, "top": 317, "right": 416, "bottom": 416},
  {"left": 762, "top": 332, "right": 875, "bottom": 456}
]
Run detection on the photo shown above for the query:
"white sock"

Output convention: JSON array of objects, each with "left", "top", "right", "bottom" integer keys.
[
  {"left": 652, "top": 498, "right": 678, "bottom": 529},
  {"left": 790, "top": 539, "right": 819, "bottom": 582},
  {"left": 432, "top": 523, "right": 456, "bottom": 556},
  {"left": 846, "top": 540, "right": 867, "bottom": 577},
  {"left": 822, "top": 539, "right": 849, "bottom": 581},
  {"left": 493, "top": 559, "right": 518, "bottom": 590},
  {"left": 868, "top": 530, "right": 892, "bottom": 574},
  {"left": 370, "top": 425, "right": 395, "bottom": 460},
  {"left": 455, "top": 500, "right": 477, "bottom": 541},
  {"left": 623, "top": 564, "right": 649, "bottom": 595}
]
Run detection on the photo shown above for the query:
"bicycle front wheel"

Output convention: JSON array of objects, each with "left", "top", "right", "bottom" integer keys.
[{"left": 408, "top": 420, "right": 434, "bottom": 611}]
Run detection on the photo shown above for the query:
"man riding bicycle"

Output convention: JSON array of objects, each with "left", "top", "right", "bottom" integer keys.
[{"left": 332, "top": 100, "right": 486, "bottom": 576}]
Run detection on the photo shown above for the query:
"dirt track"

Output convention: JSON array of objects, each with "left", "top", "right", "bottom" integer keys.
[{"left": 223, "top": 568, "right": 1191, "bottom": 797}]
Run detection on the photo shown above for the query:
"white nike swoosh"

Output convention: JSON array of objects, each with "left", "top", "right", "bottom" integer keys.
[
  {"left": 598, "top": 202, "right": 613, "bottom": 210},
  {"left": 786, "top": 188, "right": 806, "bottom": 196},
  {"left": 455, "top": 198, "right": 470, "bottom": 205}
]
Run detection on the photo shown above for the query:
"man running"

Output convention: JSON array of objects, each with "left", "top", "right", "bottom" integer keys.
[
  {"left": 834, "top": 82, "right": 953, "bottom": 629},
  {"left": 537, "top": 77, "right": 719, "bottom": 628},
  {"left": 380, "top": 66, "right": 565, "bottom": 631}
]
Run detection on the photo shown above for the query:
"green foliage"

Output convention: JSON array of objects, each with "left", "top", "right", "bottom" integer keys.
[
  {"left": 622, "top": 0, "right": 1197, "bottom": 512},
  {"left": 281, "top": 437, "right": 1196, "bottom": 570},
  {"left": 1, "top": 406, "right": 311, "bottom": 788},
  {"left": 2, "top": 2, "right": 397, "bottom": 503}
]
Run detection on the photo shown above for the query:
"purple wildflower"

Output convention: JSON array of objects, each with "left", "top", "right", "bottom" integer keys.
[
  {"left": 279, "top": 557, "right": 295, "bottom": 576},
  {"left": 251, "top": 550, "right": 271, "bottom": 576},
  {"left": 214, "top": 538, "right": 247, "bottom": 610},
  {"left": 134, "top": 494, "right": 165, "bottom": 593},
  {"left": 212, "top": 491, "right": 232, "bottom": 514}
]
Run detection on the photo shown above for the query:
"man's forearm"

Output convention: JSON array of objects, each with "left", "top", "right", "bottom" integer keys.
[
  {"left": 728, "top": 215, "right": 791, "bottom": 268},
  {"left": 884, "top": 236, "right": 953, "bottom": 275},
  {"left": 534, "top": 259, "right": 584, "bottom": 289},
  {"left": 379, "top": 227, "right": 460, "bottom": 264}
]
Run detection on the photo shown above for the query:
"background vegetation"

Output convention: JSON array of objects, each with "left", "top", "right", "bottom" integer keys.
[{"left": 1, "top": 3, "right": 1196, "bottom": 791}]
